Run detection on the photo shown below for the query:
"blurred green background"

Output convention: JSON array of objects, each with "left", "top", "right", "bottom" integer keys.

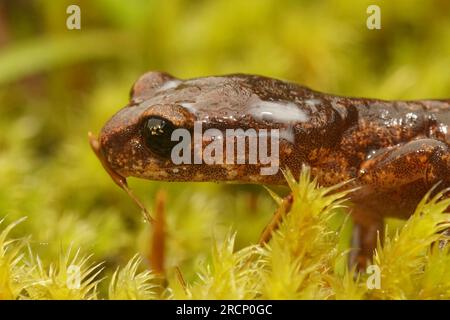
[{"left": 0, "top": 0, "right": 449, "bottom": 287}]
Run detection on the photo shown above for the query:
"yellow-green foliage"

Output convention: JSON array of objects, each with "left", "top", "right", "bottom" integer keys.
[
  {"left": 0, "top": 219, "right": 26, "bottom": 300},
  {"left": 109, "top": 254, "right": 159, "bottom": 300},
  {"left": 0, "top": 168, "right": 449, "bottom": 300},
  {"left": 171, "top": 233, "right": 267, "bottom": 300},
  {"left": 261, "top": 170, "right": 351, "bottom": 300},
  {"left": 371, "top": 190, "right": 450, "bottom": 299},
  {"left": 24, "top": 248, "right": 103, "bottom": 300}
]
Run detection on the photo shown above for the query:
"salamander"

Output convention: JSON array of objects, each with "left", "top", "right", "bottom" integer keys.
[{"left": 89, "top": 71, "right": 450, "bottom": 266}]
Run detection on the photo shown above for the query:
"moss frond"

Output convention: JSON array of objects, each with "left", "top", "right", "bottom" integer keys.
[
  {"left": 417, "top": 245, "right": 450, "bottom": 299},
  {"left": 0, "top": 218, "right": 27, "bottom": 300},
  {"left": 174, "top": 232, "right": 266, "bottom": 299},
  {"left": 109, "top": 254, "right": 160, "bottom": 300},
  {"left": 371, "top": 189, "right": 450, "bottom": 299},
  {"left": 24, "top": 247, "right": 103, "bottom": 300},
  {"left": 261, "top": 167, "right": 355, "bottom": 299},
  {"left": 326, "top": 267, "right": 366, "bottom": 300}
]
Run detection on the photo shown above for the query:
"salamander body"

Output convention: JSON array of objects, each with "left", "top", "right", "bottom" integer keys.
[{"left": 91, "top": 72, "right": 450, "bottom": 265}]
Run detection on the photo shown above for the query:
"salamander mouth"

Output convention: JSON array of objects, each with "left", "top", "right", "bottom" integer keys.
[
  {"left": 88, "top": 131, "right": 154, "bottom": 223},
  {"left": 88, "top": 131, "right": 128, "bottom": 188}
]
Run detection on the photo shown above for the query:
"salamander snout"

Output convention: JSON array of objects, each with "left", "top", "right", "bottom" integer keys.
[
  {"left": 93, "top": 103, "right": 182, "bottom": 182},
  {"left": 88, "top": 113, "right": 154, "bottom": 222}
]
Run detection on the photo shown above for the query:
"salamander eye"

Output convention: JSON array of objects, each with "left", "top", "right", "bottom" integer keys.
[{"left": 142, "top": 117, "right": 177, "bottom": 158}]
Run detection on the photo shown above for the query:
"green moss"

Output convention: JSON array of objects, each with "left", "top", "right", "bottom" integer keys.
[{"left": 0, "top": 168, "right": 449, "bottom": 300}]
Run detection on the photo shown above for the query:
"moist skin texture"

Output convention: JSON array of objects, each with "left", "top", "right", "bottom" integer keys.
[{"left": 94, "top": 71, "right": 450, "bottom": 266}]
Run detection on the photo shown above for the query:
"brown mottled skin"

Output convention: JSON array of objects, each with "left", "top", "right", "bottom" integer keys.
[{"left": 90, "top": 71, "right": 450, "bottom": 266}]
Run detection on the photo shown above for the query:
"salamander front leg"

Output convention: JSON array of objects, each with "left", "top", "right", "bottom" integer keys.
[
  {"left": 350, "top": 138, "right": 450, "bottom": 269},
  {"left": 349, "top": 204, "right": 383, "bottom": 270}
]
